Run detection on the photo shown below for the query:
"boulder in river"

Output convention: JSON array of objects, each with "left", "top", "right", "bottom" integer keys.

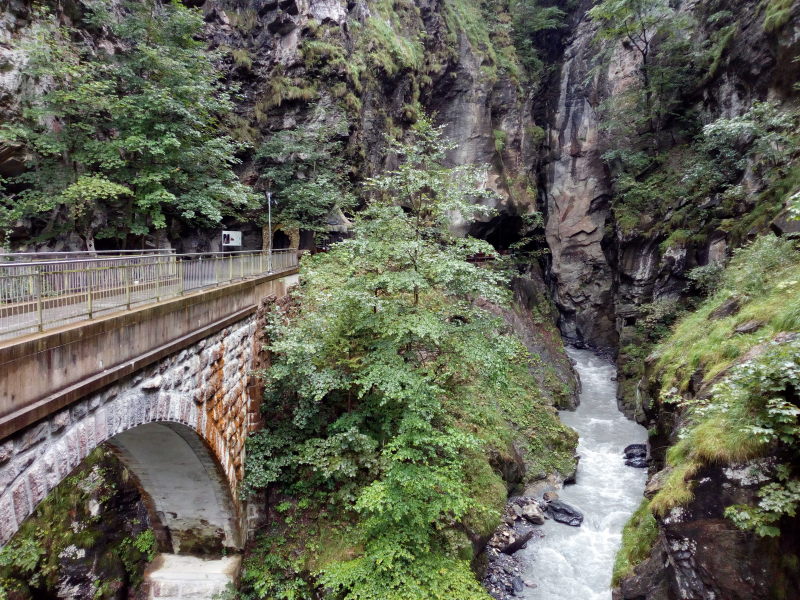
[
  {"left": 623, "top": 443, "right": 647, "bottom": 458},
  {"left": 545, "top": 499, "right": 584, "bottom": 526},
  {"left": 521, "top": 501, "right": 545, "bottom": 525},
  {"left": 625, "top": 457, "right": 648, "bottom": 468},
  {"left": 542, "top": 491, "right": 559, "bottom": 502}
]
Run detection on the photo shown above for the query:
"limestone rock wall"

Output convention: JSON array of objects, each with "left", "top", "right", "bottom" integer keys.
[{"left": 539, "top": 0, "right": 800, "bottom": 352}]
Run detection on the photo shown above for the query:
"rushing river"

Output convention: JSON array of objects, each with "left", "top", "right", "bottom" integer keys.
[{"left": 518, "top": 347, "right": 648, "bottom": 600}]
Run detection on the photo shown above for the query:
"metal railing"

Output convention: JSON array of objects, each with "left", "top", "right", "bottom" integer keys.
[
  {"left": 0, "top": 248, "right": 176, "bottom": 262},
  {"left": 0, "top": 249, "right": 298, "bottom": 340}
]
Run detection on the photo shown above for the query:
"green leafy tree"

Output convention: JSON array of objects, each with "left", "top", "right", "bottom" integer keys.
[
  {"left": 243, "top": 118, "right": 555, "bottom": 599},
  {"left": 0, "top": 0, "right": 256, "bottom": 249},
  {"left": 509, "top": 0, "right": 566, "bottom": 79},
  {"left": 589, "top": 0, "right": 694, "bottom": 159},
  {"left": 255, "top": 118, "right": 356, "bottom": 234}
]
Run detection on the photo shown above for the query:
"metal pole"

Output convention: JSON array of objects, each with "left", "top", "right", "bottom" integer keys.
[
  {"left": 36, "top": 270, "right": 43, "bottom": 332},
  {"left": 87, "top": 269, "right": 93, "bottom": 319},
  {"left": 267, "top": 191, "right": 273, "bottom": 273}
]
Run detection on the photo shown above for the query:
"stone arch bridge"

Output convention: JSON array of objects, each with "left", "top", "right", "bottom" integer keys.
[{"left": 0, "top": 251, "right": 298, "bottom": 597}]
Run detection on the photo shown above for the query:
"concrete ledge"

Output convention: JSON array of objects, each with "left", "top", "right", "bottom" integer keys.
[{"left": 0, "top": 269, "right": 298, "bottom": 438}]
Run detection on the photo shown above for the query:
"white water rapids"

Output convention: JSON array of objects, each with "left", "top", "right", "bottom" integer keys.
[{"left": 518, "top": 347, "right": 648, "bottom": 600}]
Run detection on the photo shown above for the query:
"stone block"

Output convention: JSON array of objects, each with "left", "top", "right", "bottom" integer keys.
[
  {"left": 0, "top": 441, "right": 13, "bottom": 465},
  {"left": 16, "top": 422, "right": 48, "bottom": 452},
  {"left": 94, "top": 408, "right": 108, "bottom": 442},
  {"left": 51, "top": 410, "right": 71, "bottom": 432},
  {"left": 104, "top": 386, "right": 119, "bottom": 402},
  {"left": 77, "top": 423, "right": 90, "bottom": 459},
  {"left": 27, "top": 466, "right": 46, "bottom": 506},
  {"left": 0, "top": 493, "right": 17, "bottom": 543},
  {"left": 0, "top": 461, "right": 16, "bottom": 490},
  {"left": 11, "top": 479, "right": 30, "bottom": 524},
  {"left": 51, "top": 439, "right": 70, "bottom": 478},
  {"left": 65, "top": 430, "right": 80, "bottom": 470},
  {"left": 41, "top": 449, "right": 62, "bottom": 488},
  {"left": 70, "top": 401, "right": 88, "bottom": 420},
  {"left": 142, "top": 375, "right": 163, "bottom": 391}
]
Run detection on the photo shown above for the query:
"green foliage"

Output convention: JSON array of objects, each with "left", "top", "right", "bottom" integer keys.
[
  {"left": 712, "top": 342, "right": 800, "bottom": 536},
  {"left": 589, "top": 0, "right": 691, "bottom": 135},
  {"left": 686, "top": 263, "right": 724, "bottom": 296},
  {"left": 493, "top": 129, "right": 508, "bottom": 153},
  {"left": 0, "top": 0, "right": 255, "bottom": 248},
  {"left": 643, "top": 236, "right": 800, "bottom": 524},
  {"left": 656, "top": 234, "right": 800, "bottom": 391},
  {"left": 762, "top": 0, "right": 795, "bottom": 31},
  {"left": 509, "top": 0, "right": 566, "bottom": 79},
  {"left": 255, "top": 115, "right": 356, "bottom": 232},
  {"left": 362, "top": 0, "right": 425, "bottom": 77},
  {"left": 610, "top": 103, "right": 800, "bottom": 236},
  {"left": 0, "top": 449, "right": 155, "bottom": 598},
  {"left": 231, "top": 48, "right": 253, "bottom": 70},
  {"left": 726, "top": 466, "right": 800, "bottom": 537},
  {"left": 612, "top": 499, "right": 659, "bottom": 585},
  {"left": 243, "top": 117, "right": 574, "bottom": 598}
]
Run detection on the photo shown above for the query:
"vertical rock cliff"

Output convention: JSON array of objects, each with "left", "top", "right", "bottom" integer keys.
[{"left": 540, "top": 7, "right": 618, "bottom": 350}]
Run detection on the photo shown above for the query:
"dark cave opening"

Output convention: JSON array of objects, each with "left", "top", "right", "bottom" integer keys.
[{"left": 468, "top": 212, "right": 525, "bottom": 252}]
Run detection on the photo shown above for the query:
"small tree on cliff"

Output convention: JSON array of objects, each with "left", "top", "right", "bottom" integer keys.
[{"left": 589, "top": 0, "right": 693, "bottom": 155}]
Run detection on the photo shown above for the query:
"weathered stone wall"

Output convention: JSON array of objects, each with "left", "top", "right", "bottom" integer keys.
[{"left": 0, "top": 310, "right": 267, "bottom": 548}]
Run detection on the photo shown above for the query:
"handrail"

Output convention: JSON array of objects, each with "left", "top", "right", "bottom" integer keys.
[
  {"left": 0, "top": 249, "right": 298, "bottom": 340},
  {"left": 1, "top": 248, "right": 295, "bottom": 268},
  {"left": 0, "top": 248, "right": 177, "bottom": 261}
]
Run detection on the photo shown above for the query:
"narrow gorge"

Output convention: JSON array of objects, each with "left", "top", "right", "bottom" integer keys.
[{"left": 1, "top": 0, "right": 799, "bottom": 599}]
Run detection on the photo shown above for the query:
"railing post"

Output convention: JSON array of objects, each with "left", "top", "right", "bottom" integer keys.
[
  {"left": 87, "top": 270, "right": 93, "bottom": 319},
  {"left": 179, "top": 259, "right": 185, "bottom": 295},
  {"left": 228, "top": 254, "right": 233, "bottom": 282},
  {"left": 156, "top": 257, "right": 162, "bottom": 301},
  {"left": 268, "top": 249, "right": 273, "bottom": 273},
  {"left": 125, "top": 264, "right": 131, "bottom": 310},
  {"left": 36, "top": 270, "right": 43, "bottom": 332}
]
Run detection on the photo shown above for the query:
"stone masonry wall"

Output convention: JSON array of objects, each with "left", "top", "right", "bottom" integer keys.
[{"left": 0, "top": 306, "right": 270, "bottom": 547}]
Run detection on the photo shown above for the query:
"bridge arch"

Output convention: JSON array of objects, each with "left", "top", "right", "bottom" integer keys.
[
  {"left": 0, "top": 318, "right": 258, "bottom": 549},
  {"left": 109, "top": 422, "right": 241, "bottom": 553}
]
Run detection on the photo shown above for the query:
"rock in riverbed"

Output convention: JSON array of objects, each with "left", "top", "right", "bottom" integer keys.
[
  {"left": 624, "top": 443, "right": 648, "bottom": 468},
  {"left": 544, "top": 499, "right": 584, "bottom": 526},
  {"left": 483, "top": 497, "right": 547, "bottom": 598},
  {"left": 623, "top": 443, "right": 647, "bottom": 458}
]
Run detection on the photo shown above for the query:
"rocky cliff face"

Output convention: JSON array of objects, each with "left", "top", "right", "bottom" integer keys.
[
  {"left": 536, "top": 1, "right": 800, "bottom": 597},
  {"left": 540, "top": 5, "right": 621, "bottom": 350},
  {"left": 617, "top": 461, "right": 800, "bottom": 600},
  {"left": 538, "top": 0, "right": 800, "bottom": 352},
  {"left": 0, "top": 0, "right": 541, "bottom": 251}
]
